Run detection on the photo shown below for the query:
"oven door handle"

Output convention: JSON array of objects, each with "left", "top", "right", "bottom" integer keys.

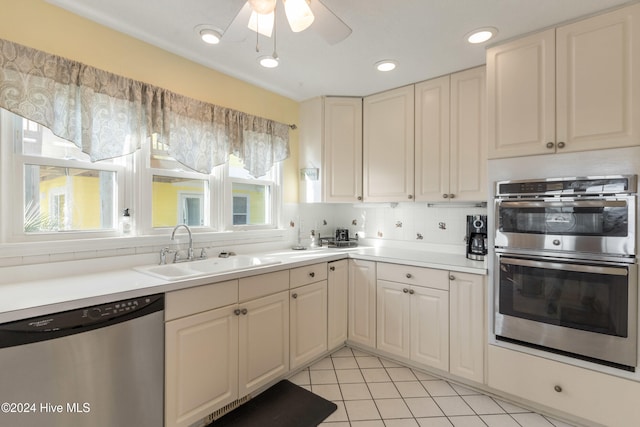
[
  {"left": 498, "top": 199, "right": 628, "bottom": 208},
  {"left": 500, "top": 257, "right": 629, "bottom": 276}
]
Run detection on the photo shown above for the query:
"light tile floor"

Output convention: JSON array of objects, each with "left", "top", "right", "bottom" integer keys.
[{"left": 288, "top": 347, "right": 579, "bottom": 427}]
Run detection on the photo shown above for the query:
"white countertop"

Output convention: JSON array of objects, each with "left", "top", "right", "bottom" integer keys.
[{"left": 0, "top": 247, "right": 486, "bottom": 323}]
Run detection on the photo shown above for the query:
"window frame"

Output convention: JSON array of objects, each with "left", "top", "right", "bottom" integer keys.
[{"left": 1, "top": 111, "right": 127, "bottom": 242}]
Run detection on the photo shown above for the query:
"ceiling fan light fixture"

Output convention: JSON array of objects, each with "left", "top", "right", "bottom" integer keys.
[
  {"left": 248, "top": 0, "right": 276, "bottom": 15},
  {"left": 284, "top": 0, "right": 315, "bottom": 33},
  {"left": 375, "top": 60, "right": 397, "bottom": 72},
  {"left": 466, "top": 27, "right": 498, "bottom": 44},
  {"left": 259, "top": 55, "right": 279, "bottom": 68},
  {"left": 248, "top": 10, "right": 275, "bottom": 37},
  {"left": 199, "top": 29, "right": 221, "bottom": 45}
]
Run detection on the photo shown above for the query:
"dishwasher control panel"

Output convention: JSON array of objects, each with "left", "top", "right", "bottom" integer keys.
[{"left": 0, "top": 294, "right": 164, "bottom": 348}]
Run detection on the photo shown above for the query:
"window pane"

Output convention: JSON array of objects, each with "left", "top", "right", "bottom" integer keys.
[
  {"left": 152, "top": 176, "right": 208, "bottom": 227},
  {"left": 21, "top": 120, "right": 91, "bottom": 162},
  {"left": 24, "top": 165, "right": 116, "bottom": 232},
  {"left": 232, "top": 182, "right": 270, "bottom": 226}
]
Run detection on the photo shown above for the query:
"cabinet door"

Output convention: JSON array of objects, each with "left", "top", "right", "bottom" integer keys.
[
  {"left": 328, "top": 259, "right": 349, "bottom": 350},
  {"left": 414, "top": 76, "right": 450, "bottom": 202},
  {"left": 165, "top": 305, "right": 239, "bottom": 427},
  {"left": 324, "top": 97, "right": 363, "bottom": 202},
  {"left": 238, "top": 291, "right": 289, "bottom": 397},
  {"left": 487, "top": 29, "right": 556, "bottom": 158},
  {"left": 449, "top": 273, "right": 485, "bottom": 383},
  {"left": 348, "top": 259, "right": 377, "bottom": 348},
  {"left": 363, "top": 85, "right": 415, "bottom": 202},
  {"left": 376, "top": 280, "right": 410, "bottom": 358},
  {"left": 450, "top": 67, "right": 487, "bottom": 201},
  {"left": 411, "top": 285, "right": 449, "bottom": 371},
  {"left": 556, "top": 3, "right": 640, "bottom": 153},
  {"left": 290, "top": 281, "right": 328, "bottom": 370}
]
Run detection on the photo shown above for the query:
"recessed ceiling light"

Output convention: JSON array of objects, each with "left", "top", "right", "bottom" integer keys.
[
  {"left": 375, "top": 60, "right": 397, "bottom": 72},
  {"left": 194, "top": 25, "right": 222, "bottom": 45},
  {"left": 259, "top": 55, "right": 279, "bottom": 68},
  {"left": 465, "top": 27, "right": 498, "bottom": 44}
]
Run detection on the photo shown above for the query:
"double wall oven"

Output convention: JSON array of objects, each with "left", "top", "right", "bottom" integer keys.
[{"left": 494, "top": 175, "right": 638, "bottom": 371}]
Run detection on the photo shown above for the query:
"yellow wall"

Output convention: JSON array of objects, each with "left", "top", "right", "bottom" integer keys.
[{"left": 0, "top": 0, "right": 299, "bottom": 203}]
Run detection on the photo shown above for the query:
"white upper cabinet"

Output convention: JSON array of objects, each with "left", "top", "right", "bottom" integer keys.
[
  {"left": 488, "top": 3, "right": 640, "bottom": 158},
  {"left": 363, "top": 86, "right": 415, "bottom": 202},
  {"left": 415, "top": 67, "right": 487, "bottom": 202},
  {"left": 299, "top": 96, "right": 363, "bottom": 203}
]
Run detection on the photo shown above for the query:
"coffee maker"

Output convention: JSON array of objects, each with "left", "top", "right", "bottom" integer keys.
[{"left": 466, "top": 215, "right": 487, "bottom": 260}]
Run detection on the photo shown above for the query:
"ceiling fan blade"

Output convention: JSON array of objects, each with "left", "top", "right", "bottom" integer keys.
[
  {"left": 308, "top": 0, "right": 352, "bottom": 45},
  {"left": 222, "top": 1, "right": 253, "bottom": 42}
]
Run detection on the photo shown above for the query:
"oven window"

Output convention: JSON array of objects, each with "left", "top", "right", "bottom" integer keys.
[
  {"left": 499, "top": 204, "right": 628, "bottom": 236},
  {"left": 499, "top": 259, "right": 628, "bottom": 337}
]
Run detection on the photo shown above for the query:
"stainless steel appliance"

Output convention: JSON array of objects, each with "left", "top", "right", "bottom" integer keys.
[
  {"left": 466, "top": 214, "right": 488, "bottom": 260},
  {"left": 0, "top": 294, "right": 164, "bottom": 427},
  {"left": 494, "top": 175, "right": 638, "bottom": 370}
]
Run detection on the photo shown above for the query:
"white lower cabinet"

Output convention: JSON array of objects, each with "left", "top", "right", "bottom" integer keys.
[
  {"left": 488, "top": 345, "right": 640, "bottom": 426},
  {"left": 376, "top": 263, "right": 450, "bottom": 372},
  {"left": 328, "top": 259, "right": 349, "bottom": 350},
  {"left": 165, "top": 304, "right": 239, "bottom": 427},
  {"left": 290, "top": 280, "right": 328, "bottom": 370},
  {"left": 348, "top": 259, "right": 377, "bottom": 348},
  {"left": 449, "top": 272, "right": 485, "bottom": 383},
  {"left": 165, "top": 273, "right": 289, "bottom": 427}
]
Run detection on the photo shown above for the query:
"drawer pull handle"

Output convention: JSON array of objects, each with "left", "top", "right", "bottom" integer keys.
[
  {"left": 406, "top": 273, "right": 413, "bottom": 279},
  {"left": 330, "top": 266, "right": 336, "bottom": 271},
  {"left": 241, "top": 308, "right": 248, "bottom": 315},
  {"left": 292, "top": 293, "right": 298, "bottom": 299},
  {"left": 408, "top": 289, "right": 414, "bottom": 295},
  {"left": 309, "top": 272, "right": 315, "bottom": 278},
  {"left": 554, "top": 385, "right": 562, "bottom": 393},
  {"left": 449, "top": 275, "right": 455, "bottom": 281},
  {"left": 403, "top": 288, "right": 409, "bottom": 293},
  {"left": 234, "top": 309, "right": 241, "bottom": 316}
]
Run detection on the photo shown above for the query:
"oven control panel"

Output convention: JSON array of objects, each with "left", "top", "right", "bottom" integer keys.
[{"left": 496, "top": 175, "right": 636, "bottom": 197}]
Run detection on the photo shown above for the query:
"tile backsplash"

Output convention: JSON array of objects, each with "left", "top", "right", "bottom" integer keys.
[{"left": 293, "top": 202, "right": 488, "bottom": 254}]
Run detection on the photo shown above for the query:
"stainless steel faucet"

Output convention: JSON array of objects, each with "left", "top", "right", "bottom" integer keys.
[{"left": 170, "top": 224, "right": 193, "bottom": 262}]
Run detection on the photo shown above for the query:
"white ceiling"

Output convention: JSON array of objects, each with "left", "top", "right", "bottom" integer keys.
[{"left": 47, "top": 0, "right": 633, "bottom": 101}]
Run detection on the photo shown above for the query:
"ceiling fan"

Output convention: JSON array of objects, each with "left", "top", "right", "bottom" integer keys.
[{"left": 223, "top": 0, "right": 352, "bottom": 45}]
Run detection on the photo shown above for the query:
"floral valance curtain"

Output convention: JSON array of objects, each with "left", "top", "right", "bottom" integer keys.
[{"left": 0, "top": 38, "right": 290, "bottom": 177}]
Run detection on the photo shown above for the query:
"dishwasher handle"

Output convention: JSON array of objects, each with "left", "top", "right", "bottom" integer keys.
[{"left": 0, "top": 294, "right": 164, "bottom": 349}]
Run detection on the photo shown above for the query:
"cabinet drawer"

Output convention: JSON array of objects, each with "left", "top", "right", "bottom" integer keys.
[
  {"left": 239, "top": 270, "right": 289, "bottom": 302},
  {"left": 377, "top": 262, "right": 449, "bottom": 291},
  {"left": 488, "top": 345, "right": 640, "bottom": 426},
  {"left": 290, "top": 262, "right": 328, "bottom": 288},
  {"left": 165, "top": 280, "right": 238, "bottom": 321}
]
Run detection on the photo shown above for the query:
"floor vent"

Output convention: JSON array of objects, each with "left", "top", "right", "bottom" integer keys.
[{"left": 204, "top": 395, "right": 251, "bottom": 424}]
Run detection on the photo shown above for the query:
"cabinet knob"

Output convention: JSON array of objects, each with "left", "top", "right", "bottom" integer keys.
[
  {"left": 557, "top": 141, "right": 566, "bottom": 149},
  {"left": 546, "top": 142, "right": 555, "bottom": 149},
  {"left": 330, "top": 266, "right": 336, "bottom": 271},
  {"left": 449, "top": 194, "right": 455, "bottom": 199},
  {"left": 357, "top": 196, "right": 363, "bottom": 201},
  {"left": 403, "top": 288, "right": 409, "bottom": 293},
  {"left": 241, "top": 308, "right": 248, "bottom": 315},
  {"left": 406, "top": 273, "right": 412, "bottom": 279},
  {"left": 408, "top": 194, "right": 414, "bottom": 200},
  {"left": 442, "top": 193, "right": 449, "bottom": 199},
  {"left": 309, "top": 271, "right": 315, "bottom": 278},
  {"left": 234, "top": 309, "right": 241, "bottom": 316},
  {"left": 408, "top": 289, "right": 415, "bottom": 295},
  {"left": 292, "top": 293, "right": 298, "bottom": 299},
  {"left": 449, "top": 275, "right": 455, "bottom": 281},
  {"left": 554, "top": 385, "right": 563, "bottom": 393}
]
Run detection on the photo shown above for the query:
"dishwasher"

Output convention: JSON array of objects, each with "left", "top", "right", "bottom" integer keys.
[{"left": 0, "top": 293, "right": 164, "bottom": 427}]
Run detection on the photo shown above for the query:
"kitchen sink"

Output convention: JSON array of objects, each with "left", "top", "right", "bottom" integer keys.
[{"left": 135, "top": 255, "right": 281, "bottom": 281}]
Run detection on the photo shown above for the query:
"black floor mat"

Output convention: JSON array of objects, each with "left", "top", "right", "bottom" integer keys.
[{"left": 211, "top": 380, "right": 337, "bottom": 427}]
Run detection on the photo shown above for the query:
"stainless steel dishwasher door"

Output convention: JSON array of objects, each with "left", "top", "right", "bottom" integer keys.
[{"left": 0, "top": 294, "right": 164, "bottom": 427}]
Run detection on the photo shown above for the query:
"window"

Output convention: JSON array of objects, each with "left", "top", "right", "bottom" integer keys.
[
  {"left": 226, "top": 154, "right": 280, "bottom": 230},
  {"left": 1, "top": 110, "right": 124, "bottom": 240}
]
